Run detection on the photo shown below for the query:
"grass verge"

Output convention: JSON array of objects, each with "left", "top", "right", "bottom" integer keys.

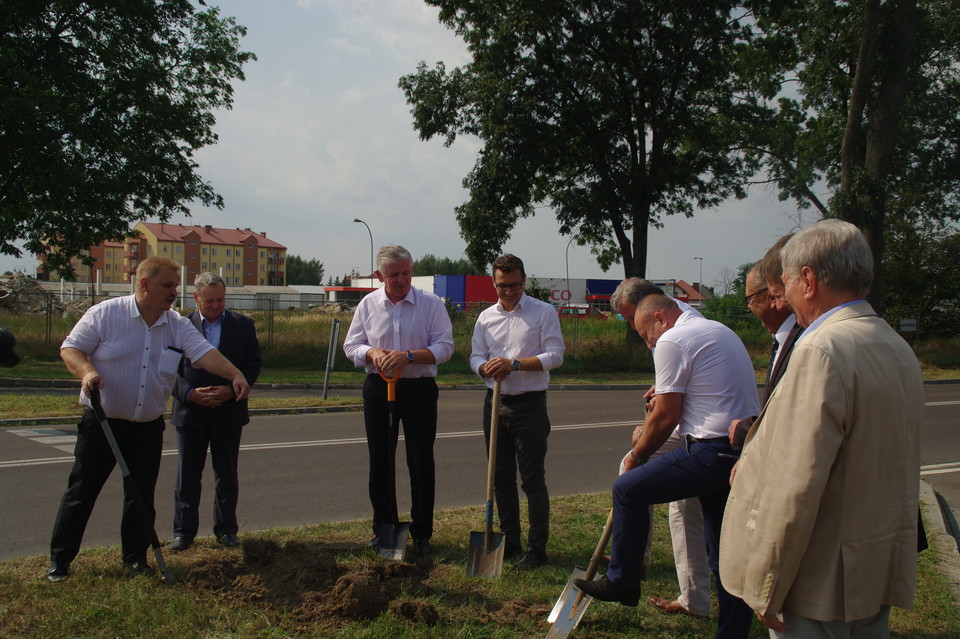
[{"left": 0, "top": 493, "right": 955, "bottom": 638}]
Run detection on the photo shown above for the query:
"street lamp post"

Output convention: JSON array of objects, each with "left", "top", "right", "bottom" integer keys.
[
  {"left": 565, "top": 237, "right": 575, "bottom": 300},
  {"left": 693, "top": 256, "right": 703, "bottom": 306},
  {"left": 353, "top": 218, "right": 373, "bottom": 277}
]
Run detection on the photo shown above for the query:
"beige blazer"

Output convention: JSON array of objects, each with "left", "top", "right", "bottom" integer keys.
[{"left": 719, "top": 302, "right": 923, "bottom": 622}]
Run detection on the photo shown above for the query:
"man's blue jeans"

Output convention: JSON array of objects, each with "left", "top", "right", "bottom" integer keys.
[{"left": 606, "top": 436, "right": 753, "bottom": 639}]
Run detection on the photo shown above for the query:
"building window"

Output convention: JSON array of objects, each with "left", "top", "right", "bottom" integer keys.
[
  {"left": 260, "top": 250, "right": 265, "bottom": 258},
  {"left": 190, "top": 239, "right": 196, "bottom": 244},
  {"left": 202, "top": 262, "right": 207, "bottom": 269},
  {"left": 106, "top": 250, "right": 111, "bottom": 258},
  {"left": 212, "top": 247, "right": 217, "bottom": 256},
  {"left": 260, "top": 278, "right": 264, "bottom": 285},
  {"left": 225, "top": 248, "right": 231, "bottom": 256},
  {"left": 248, "top": 257, "right": 253, "bottom": 262},
  {"left": 260, "top": 265, "right": 265, "bottom": 272},
  {"left": 226, "top": 263, "right": 231, "bottom": 270},
  {"left": 247, "top": 243, "right": 254, "bottom": 248},
  {"left": 202, "top": 247, "right": 207, "bottom": 255},
  {"left": 211, "top": 262, "right": 217, "bottom": 269},
  {"left": 190, "top": 254, "right": 196, "bottom": 260},
  {"left": 162, "top": 245, "right": 168, "bottom": 253},
  {"left": 175, "top": 245, "right": 181, "bottom": 253},
  {"left": 105, "top": 264, "right": 111, "bottom": 270}
]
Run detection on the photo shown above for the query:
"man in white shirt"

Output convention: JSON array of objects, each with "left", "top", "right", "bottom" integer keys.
[
  {"left": 48, "top": 257, "right": 251, "bottom": 582},
  {"left": 469, "top": 254, "right": 564, "bottom": 570},
  {"left": 343, "top": 245, "right": 454, "bottom": 557},
  {"left": 575, "top": 283, "right": 759, "bottom": 639},
  {"left": 610, "top": 278, "right": 712, "bottom": 619}
]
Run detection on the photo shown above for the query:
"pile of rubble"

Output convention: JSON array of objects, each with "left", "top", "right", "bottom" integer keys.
[{"left": 0, "top": 272, "right": 95, "bottom": 317}]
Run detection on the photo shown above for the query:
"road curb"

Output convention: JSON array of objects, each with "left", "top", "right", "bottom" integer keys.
[{"left": 920, "top": 480, "right": 960, "bottom": 605}]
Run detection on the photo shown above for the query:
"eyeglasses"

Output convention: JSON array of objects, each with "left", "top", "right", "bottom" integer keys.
[
  {"left": 744, "top": 287, "right": 769, "bottom": 303},
  {"left": 495, "top": 282, "right": 524, "bottom": 292}
]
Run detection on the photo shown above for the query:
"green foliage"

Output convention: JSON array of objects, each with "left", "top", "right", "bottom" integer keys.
[
  {"left": 0, "top": 1, "right": 256, "bottom": 276},
  {"left": 285, "top": 254, "right": 325, "bottom": 285},
  {"left": 414, "top": 254, "right": 481, "bottom": 276},
  {"left": 882, "top": 217, "right": 960, "bottom": 338},
  {"left": 523, "top": 276, "right": 551, "bottom": 302},
  {"left": 400, "top": 1, "right": 775, "bottom": 278}
]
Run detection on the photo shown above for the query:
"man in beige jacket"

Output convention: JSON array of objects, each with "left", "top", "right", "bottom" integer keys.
[{"left": 719, "top": 219, "right": 924, "bottom": 637}]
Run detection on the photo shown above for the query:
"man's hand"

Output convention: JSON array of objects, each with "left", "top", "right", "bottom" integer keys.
[
  {"left": 480, "top": 357, "right": 513, "bottom": 382},
  {"left": 756, "top": 611, "right": 786, "bottom": 631},
  {"left": 189, "top": 385, "right": 231, "bottom": 408},
  {"left": 643, "top": 384, "right": 656, "bottom": 412},
  {"left": 368, "top": 348, "right": 407, "bottom": 375},
  {"left": 79, "top": 371, "right": 103, "bottom": 397},
  {"left": 728, "top": 418, "right": 743, "bottom": 445},
  {"left": 230, "top": 374, "right": 250, "bottom": 401},
  {"left": 729, "top": 459, "right": 740, "bottom": 486}
]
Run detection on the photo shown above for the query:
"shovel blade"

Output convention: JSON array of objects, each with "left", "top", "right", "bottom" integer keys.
[
  {"left": 546, "top": 567, "right": 590, "bottom": 626},
  {"left": 466, "top": 530, "right": 506, "bottom": 578},
  {"left": 376, "top": 521, "right": 410, "bottom": 561}
]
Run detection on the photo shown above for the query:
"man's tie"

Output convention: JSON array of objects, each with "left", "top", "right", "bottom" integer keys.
[{"left": 765, "top": 337, "right": 779, "bottom": 387}]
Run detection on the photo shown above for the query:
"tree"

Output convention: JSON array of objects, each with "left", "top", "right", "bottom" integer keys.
[
  {"left": 414, "top": 253, "right": 481, "bottom": 275},
  {"left": 285, "top": 254, "right": 324, "bottom": 285},
  {"left": 0, "top": 1, "right": 255, "bottom": 277},
  {"left": 749, "top": 0, "right": 960, "bottom": 308},
  {"left": 400, "top": 1, "right": 773, "bottom": 278}
]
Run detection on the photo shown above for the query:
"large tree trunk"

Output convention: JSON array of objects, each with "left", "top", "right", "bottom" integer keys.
[{"left": 835, "top": 0, "right": 919, "bottom": 312}]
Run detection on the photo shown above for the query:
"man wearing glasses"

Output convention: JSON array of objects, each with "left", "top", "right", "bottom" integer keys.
[
  {"left": 469, "top": 254, "right": 565, "bottom": 570},
  {"left": 728, "top": 245, "right": 802, "bottom": 450}
]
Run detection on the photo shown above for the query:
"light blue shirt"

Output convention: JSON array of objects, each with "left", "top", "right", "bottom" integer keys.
[
  {"left": 201, "top": 312, "right": 225, "bottom": 349},
  {"left": 797, "top": 301, "right": 863, "bottom": 342}
]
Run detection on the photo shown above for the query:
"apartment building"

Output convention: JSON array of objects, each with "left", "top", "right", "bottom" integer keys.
[{"left": 39, "top": 222, "right": 287, "bottom": 286}]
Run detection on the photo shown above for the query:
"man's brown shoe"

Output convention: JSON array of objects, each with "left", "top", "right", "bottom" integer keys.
[{"left": 649, "top": 596, "right": 709, "bottom": 618}]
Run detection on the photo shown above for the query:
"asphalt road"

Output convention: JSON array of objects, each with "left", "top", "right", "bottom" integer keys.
[{"left": 2, "top": 385, "right": 958, "bottom": 562}]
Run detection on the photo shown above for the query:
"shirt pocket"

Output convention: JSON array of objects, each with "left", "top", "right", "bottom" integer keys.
[{"left": 158, "top": 347, "right": 182, "bottom": 381}]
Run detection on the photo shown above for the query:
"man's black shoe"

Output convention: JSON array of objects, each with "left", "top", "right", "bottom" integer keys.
[
  {"left": 124, "top": 560, "right": 154, "bottom": 577},
  {"left": 413, "top": 538, "right": 432, "bottom": 557},
  {"left": 513, "top": 550, "right": 548, "bottom": 571},
  {"left": 167, "top": 536, "right": 192, "bottom": 552},
  {"left": 218, "top": 533, "right": 241, "bottom": 547},
  {"left": 504, "top": 542, "right": 524, "bottom": 559},
  {"left": 365, "top": 536, "right": 380, "bottom": 549},
  {"left": 573, "top": 575, "right": 641, "bottom": 606},
  {"left": 46, "top": 562, "right": 69, "bottom": 583}
]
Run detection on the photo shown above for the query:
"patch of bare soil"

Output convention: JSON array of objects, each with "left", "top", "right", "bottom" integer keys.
[
  {"left": 485, "top": 598, "right": 554, "bottom": 625},
  {"left": 179, "top": 538, "right": 429, "bottom": 626}
]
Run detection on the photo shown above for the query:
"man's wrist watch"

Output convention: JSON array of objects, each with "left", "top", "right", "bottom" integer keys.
[
  {"left": 406, "top": 350, "right": 415, "bottom": 363},
  {"left": 511, "top": 359, "right": 521, "bottom": 371}
]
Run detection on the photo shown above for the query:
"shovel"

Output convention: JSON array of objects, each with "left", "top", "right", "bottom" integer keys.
[
  {"left": 466, "top": 379, "right": 506, "bottom": 578},
  {"left": 88, "top": 388, "right": 177, "bottom": 585},
  {"left": 376, "top": 369, "right": 410, "bottom": 561},
  {"left": 544, "top": 509, "right": 614, "bottom": 638}
]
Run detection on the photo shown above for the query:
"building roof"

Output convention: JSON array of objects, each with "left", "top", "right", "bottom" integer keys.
[
  {"left": 674, "top": 279, "right": 710, "bottom": 301},
  {"left": 138, "top": 222, "right": 286, "bottom": 250}
]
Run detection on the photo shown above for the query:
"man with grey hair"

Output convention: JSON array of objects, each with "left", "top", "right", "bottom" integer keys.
[
  {"left": 577, "top": 281, "right": 759, "bottom": 639},
  {"left": 344, "top": 245, "right": 454, "bottom": 557},
  {"left": 721, "top": 219, "right": 924, "bottom": 637},
  {"left": 609, "top": 277, "right": 712, "bottom": 619},
  {"left": 169, "top": 272, "right": 261, "bottom": 551}
]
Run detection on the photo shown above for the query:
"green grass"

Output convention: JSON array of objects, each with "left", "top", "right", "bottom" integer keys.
[{"left": 0, "top": 494, "right": 954, "bottom": 638}]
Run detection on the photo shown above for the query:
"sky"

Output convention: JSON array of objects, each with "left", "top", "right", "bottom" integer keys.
[{"left": 2, "top": 0, "right": 820, "bottom": 289}]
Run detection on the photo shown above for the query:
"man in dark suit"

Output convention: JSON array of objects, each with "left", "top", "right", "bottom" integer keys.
[
  {"left": 168, "top": 272, "right": 261, "bottom": 550},
  {"left": 729, "top": 241, "right": 803, "bottom": 450}
]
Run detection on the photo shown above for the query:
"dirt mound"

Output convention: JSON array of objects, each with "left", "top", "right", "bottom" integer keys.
[{"left": 180, "top": 539, "right": 428, "bottom": 626}]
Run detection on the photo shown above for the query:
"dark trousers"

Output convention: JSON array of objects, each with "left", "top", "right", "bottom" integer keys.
[
  {"left": 362, "top": 374, "right": 438, "bottom": 541},
  {"left": 606, "top": 437, "right": 753, "bottom": 639},
  {"left": 173, "top": 422, "right": 243, "bottom": 539},
  {"left": 483, "top": 389, "right": 551, "bottom": 554},
  {"left": 50, "top": 410, "right": 164, "bottom": 565}
]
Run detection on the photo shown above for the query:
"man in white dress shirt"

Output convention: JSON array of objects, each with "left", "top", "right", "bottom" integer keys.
[
  {"left": 470, "top": 254, "right": 565, "bottom": 570},
  {"left": 343, "top": 245, "right": 454, "bottom": 557},
  {"left": 48, "top": 257, "right": 250, "bottom": 582}
]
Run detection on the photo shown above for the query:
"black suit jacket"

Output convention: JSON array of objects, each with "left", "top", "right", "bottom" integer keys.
[
  {"left": 171, "top": 310, "right": 261, "bottom": 429},
  {"left": 762, "top": 322, "right": 804, "bottom": 402}
]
